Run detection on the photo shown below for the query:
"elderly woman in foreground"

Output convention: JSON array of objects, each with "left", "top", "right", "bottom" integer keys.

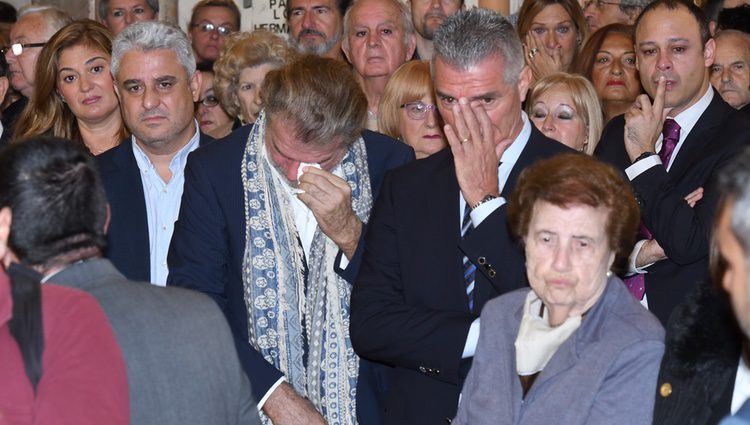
[{"left": 454, "top": 154, "right": 665, "bottom": 425}]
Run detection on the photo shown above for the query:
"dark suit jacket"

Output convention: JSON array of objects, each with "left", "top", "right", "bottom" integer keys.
[
  {"left": 166, "top": 125, "right": 414, "bottom": 417},
  {"left": 595, "top": 92, "right": 750, "bottom": 325},
  {"left": 96, "top": 133, "right": 213, "bottom": 282},
  {"left": 349, "top": 125, "right": 572, "bottom": 424},
  {"left": 49, "top": 258, "right": 261, "bottom": 425}
]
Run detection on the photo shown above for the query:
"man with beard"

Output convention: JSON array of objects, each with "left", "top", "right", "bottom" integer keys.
[
  {"left": 710, "top": 29, "right": 750, "bottom": 113},
  {"left": 410, "top": 0, "right": 463, "bottom": 59},
  {"left": 286, "top": 0, "right": 349, "bottom": 61}
]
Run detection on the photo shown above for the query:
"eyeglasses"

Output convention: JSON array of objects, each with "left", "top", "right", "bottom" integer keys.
[
  {"left": 193, "top": 22, "right": 235, "bottom": 36},
  {"left": 595, "top": 0, "right": 621, "bottom": 8},
  {"left": 400, "top": 101, "right": 438, "bottom": 120},
  {"left": 196, "top": 94, "right": 221, "bottom": 108},
  {"left": 1, "top": 42, "right": 46, "bottom": 56}
]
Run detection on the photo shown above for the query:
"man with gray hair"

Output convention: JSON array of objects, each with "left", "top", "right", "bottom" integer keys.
[
  {"left": 2, "top": 5, "right": 71, "bottom": 135},
  {"left": 584, "top": 0, "right": 649, "bottom": 33},
  {"left": 99, "top": 0, "right": 159, "bottom": 35},
  {"left": 711, "top": 29, "right": 750, "bottom": 113},
  {"left": 97, "top": 21, "right": 212, "bottom": 285},
  {"left": 342, "top": 0, "right": 416, "bottom": 131},
  {"left": 350, "top": 8, "right": 571, "bottom": 424}
]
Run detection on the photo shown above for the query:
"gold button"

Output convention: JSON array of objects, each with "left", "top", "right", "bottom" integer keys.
[
  {"left": 488, "top": 269, "right": 496, "bottom": 278},
  {"left": 660, "top": 383, "right": 672, "bottom": 397}
]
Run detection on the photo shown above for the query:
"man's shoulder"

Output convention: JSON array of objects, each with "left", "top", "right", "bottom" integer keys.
[
  {"left": 361, "top": 129, "right": 415, "bottom": 164},
  {"left": 96, "top": 138, "right": 134, "bottom": 174},
  {"left": 188, "top": 125, "right": 250, "bottom": 169},
  {"left": 525, "top": 127, "right": 576, "bottom": 158}
]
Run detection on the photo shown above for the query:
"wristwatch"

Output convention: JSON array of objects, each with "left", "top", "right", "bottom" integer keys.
[
  {"left": 633, "top": 151, "right": 656, "bottom": 164},
  {"left": 471, "top": 194, "right": 499, "bottom": 209}
]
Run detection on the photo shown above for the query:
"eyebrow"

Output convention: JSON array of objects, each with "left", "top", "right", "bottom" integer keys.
[
  {"left": 531, "top": 19, "right": 573, "bottom": 26},
  {"left": 638, "top": 37, "right": 690, "bottom": 47}
]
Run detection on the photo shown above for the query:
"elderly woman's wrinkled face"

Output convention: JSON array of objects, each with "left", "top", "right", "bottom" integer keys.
[
  {"left": 237, "top": 63, "right": 277, "bottom": 124},
  {"left": 524, "top": 201, "right": 614, "bottom": 321}
]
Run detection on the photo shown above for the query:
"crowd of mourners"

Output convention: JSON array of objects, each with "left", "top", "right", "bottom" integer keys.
[{"left": 1, "top": 0, "right": 750, "bottom": 423}]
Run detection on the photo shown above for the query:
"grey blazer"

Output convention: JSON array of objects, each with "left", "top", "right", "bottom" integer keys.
[
  {"left": 49, "top": 258, "right": 261, "bottom": 425},
  {"left": 454, "top": 277, "right": 665, "bottom": 425}
]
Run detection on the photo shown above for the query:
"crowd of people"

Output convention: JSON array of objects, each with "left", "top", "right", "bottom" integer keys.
[{"left": 1, "top": 0, "right": 750, "bottom": 423}]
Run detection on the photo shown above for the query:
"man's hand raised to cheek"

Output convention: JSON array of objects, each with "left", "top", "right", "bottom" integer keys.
[{"left": 297, "top": 166, "right": 362, "bottom": 259}]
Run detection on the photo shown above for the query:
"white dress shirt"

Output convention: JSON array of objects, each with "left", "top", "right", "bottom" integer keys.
[{"left": 461, "top": 112, "right": 533, "bottom": 358}]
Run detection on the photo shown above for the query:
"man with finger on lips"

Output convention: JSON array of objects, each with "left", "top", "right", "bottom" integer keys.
[
  {"left": 595, "top": 0, "right": 750, "bottom": 325},
  {"left": 167, "top": 55, "right": 414, "bottom": 425},
  {"left": 349, "top": 8, "right": 571, "bottom": 424}
]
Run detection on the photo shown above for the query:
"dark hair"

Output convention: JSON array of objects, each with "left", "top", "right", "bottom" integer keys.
[
  {"left": 0, "top": 137, "right": 108, "bottom": 271},
  {"left": 718, "top": 5, "right": 750, "bottom": 33},
  {"left": 196, "top": 60, "right": 215, "bottom": 74},
  {"left": 0, "top": 50, "right": 7, "bottom": 78},
  {"left": 702, "top": 0, "right": 725, "bottom": 23},
  {"left": 635, "top": 0, "right": 711, "bottom": 46},
  {"left": 0, "top": 1, "right": 16, "bottom": 23},
  {"left": 575, "top": 23, "right": 634, "bottom": 80},
  {"left": 284, "top": 0, "right": 352, "bottom": 20},
  {"left": 507, "top": 154, "right": 640, "bottom": 273},
  {"left": 7, "top": 263, "right": 45, "bottom": 392}
]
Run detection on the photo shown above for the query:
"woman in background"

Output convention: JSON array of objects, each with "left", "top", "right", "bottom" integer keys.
[
  {"left": 378, "top": 61, "right": 447, "bottom": 159},
  {"left": 517, "top": 0, "right": 587, "bottom": 82},
  {"left": 576, "top": 24, "right": 641, "bottom": 122},
  {"left": 14, "top": 20, "right": 127, "bottom": 155},
  {"left": 213, "top": 30, "right": 296, "bottom": 126},
  {"left": 195, "top": 60, "right": 234, "bottom": 139},
  {"left": 526, "top": 72, "right": 603, "bottom": 154}
]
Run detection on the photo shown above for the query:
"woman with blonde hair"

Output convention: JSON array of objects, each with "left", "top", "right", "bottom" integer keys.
[
  {"left": 378, "top": 60, "right": 446, "bottom": 159},
  {"left": 517, "top": 0, "right": 587, "bottom": 82},
  {"left": 213, "top": 30, "right": 296, "bottom": 125},
  {"left": 526, "top": 72, "right": 603, "bottom": 154},
  {"left": 14, "top": 20, "right": 127, "bottom": 155}
]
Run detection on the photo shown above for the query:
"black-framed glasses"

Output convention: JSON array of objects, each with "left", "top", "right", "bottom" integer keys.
[
  {"left": 1, "top": 42, "right": 46, "bottom": 56},
  {"left": 196, "top": 94, "right": 220, "bottom": 108},
  {"left": 400, "top": 101, "right": 438, "bottom": 120},
  {"left": 193, "top": 22, "right": 235, "bottom": 36}
]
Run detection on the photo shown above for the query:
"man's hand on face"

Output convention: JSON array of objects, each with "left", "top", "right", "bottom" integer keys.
[
  {"left": 297, "top": 166, "right": 362, "bottom": 259},
  {"left": 444, "top": 97, "right": 513, "bottom": 208},
  {"left": 624, "top": 75, "right": 672, "bottom": 162}
]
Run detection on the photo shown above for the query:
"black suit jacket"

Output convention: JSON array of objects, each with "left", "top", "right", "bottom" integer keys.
[
  {"left": 166, "top": 126, "right": 415, "bottom": 419},
  {"left": 596, "top": 91, "right": 750, "bottom": 325},
  {"left": 349, "top": 125, "right": 572, "bottom": 424},
  {"left": 96, "top": 133, "right": 214, "bottom": 282}
]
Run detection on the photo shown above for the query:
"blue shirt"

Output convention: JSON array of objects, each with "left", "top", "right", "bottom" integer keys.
[{"left": 132, "top": 122, "right": 201, "bottom": 285}]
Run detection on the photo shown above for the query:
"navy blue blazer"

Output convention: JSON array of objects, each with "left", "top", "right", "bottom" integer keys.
[
  {"left": 96, "top": 133, "right": 214, "bottom": 282},
  {"left": 350, "top": 126, "right": 572, "bottom": 424},
  {"left": 167, "top": 125, "right": 414, "bottom": 416}
]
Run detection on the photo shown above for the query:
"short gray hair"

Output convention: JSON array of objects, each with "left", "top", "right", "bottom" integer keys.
[
  {"left": 17, "top": 5, "right": 72, "bottom": 39},
  {"left": 342, "top": 0, "right": 414, "bottom": 52},
  {"left": 111, "top": 21, "right": 196, "bottom": 79},
  {"left": 719, "top": 147, "right": 750, "bottom": 257},
  {"left": 99, "top": 0, "right": 159, "bottom": 21},
  {"left": 432, "top": 8, "right": 523, "bottom": 84}
]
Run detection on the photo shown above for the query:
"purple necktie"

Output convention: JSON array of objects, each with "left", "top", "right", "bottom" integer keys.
[{"left": 624, "top": 119, "right": 681, "bottom": 300}]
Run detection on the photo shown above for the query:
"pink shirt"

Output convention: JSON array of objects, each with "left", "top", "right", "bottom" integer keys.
[{"left": 0, "top": 268, "right": 129, "bottom": 425}]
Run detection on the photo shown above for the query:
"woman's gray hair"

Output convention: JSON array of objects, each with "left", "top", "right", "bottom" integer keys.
[
  {"left": 432, "top": 8, "right": 523, "bottom": 85},
  {"left": 98, "top": 0, "right": 159, "bottom": 20},
  {"left": 17, "top": 5, "right": 72, "bottom": 37},
  {"left": 342, "top": 0, "right": 414, "bottom": 52},
  {"left": 111, "top": 21, "right": 196, "bottom": 79},
  {"left": 719, "top": 147, "right": 750, "bottom": 256}
]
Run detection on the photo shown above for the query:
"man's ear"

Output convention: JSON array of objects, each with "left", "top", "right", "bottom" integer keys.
[
  {"left": 0, "top": 207, "right": 13, "bottom": 269},
  {"left": 190, "top": 70, "right": 203, "bottom": 102}
]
